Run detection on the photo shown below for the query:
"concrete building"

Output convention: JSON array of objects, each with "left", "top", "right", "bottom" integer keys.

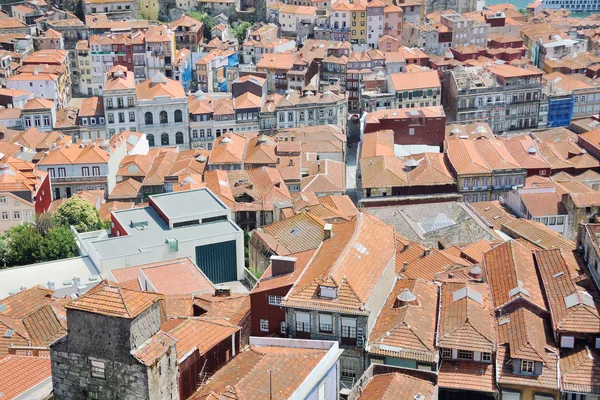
[
  {"left": 136, "top": 73, "right": 189, "bottom": 149},
  {"left": 21, "top": 98, "right": 56, "bottom": 132},
  {"left": 445, "top": 64, "right": 543, "bottom": 134},
  {"left": 389, "top": 70, "right": 441, "bottom": 109},
  {"left": 76, "top": 189, "right": 245, "bottom": 284},
  {"left": 50, "top": 280, "right": 179, "bottom": 399},
  {"left": 366, "top": 0, "right": 385, "bottom": 48},
  {"left": 104, "top": 66, "right": 137, "bottom": 137},
  {"left": 82, "top": 0, "right": 137, "bottom": 20}
]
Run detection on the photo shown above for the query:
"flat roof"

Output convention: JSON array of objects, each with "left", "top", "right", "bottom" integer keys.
[
  {"left": 149, "top": 188, "right": 227, "bottom": 220},
  {"left": 0, "top": 256, "right": 101, "bottom": 298},
  {"left": 83, "top": 206, "right": 239, "bottom": 260}
]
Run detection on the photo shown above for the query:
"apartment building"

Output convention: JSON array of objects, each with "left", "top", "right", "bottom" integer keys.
[
  {"left": 136, "top": 73, "right": 189, "bottom": 149},
  {"left": 169, "top": 15, "right": 204, "bottom": 52},
  {"left": 82, "top": 0, "right": 136, "bottom": 19},
  {"left": 445, "top": 64, "right": 543, "bottom": 133},
  {"left": 366, "top": 0, "right": 385, "bottom": 48},
  {"left": 281, "top": 213, "right": 396, "bottom": 387},
  {"left": 103, "top": 66, "right": 137, "bottom": 136},
  {"left": 268, "top": 90, "right": 347, "bottom": 130},
  {"left": 389, "top": 70, "right": 441, "bottom": 109},
  {"left": 78, "top": 96, "right": 107, "bottom": 140},
  {"left": 21, "top": 98, "right": 55, "bottom": 132},
  {"left": 145, "top": 25, "right": 175, "bottom": 79},
  {"left": 544, "top": 72, "right": 600, "bottom": 119}
]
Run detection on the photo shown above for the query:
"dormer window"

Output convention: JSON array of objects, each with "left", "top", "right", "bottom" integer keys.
[
  {"left": 319, "top": 286, "right": 337, "bottom": 299},
  {"left": 521, "top": 360, "right": 534, "bottom": 374}
]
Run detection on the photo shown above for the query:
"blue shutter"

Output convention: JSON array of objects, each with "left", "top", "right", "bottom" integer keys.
[{"left": 195, "top": 240, "right": 237, "bottom": 284}]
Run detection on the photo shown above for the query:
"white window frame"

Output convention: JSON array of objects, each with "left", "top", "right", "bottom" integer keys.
[
  {"left": 0, "top": 196, "right": 6, "bottom": 204},
  {"left": 260, "top": 319, "right": 269, "bottom": 332},
  {"left": 268, "top": 295, "right": 282, "bottom": 306},
  {"left": 521, "top": 359, "right": 535, "bottom": 374},
  {"left": 90, "top": 360, "right": 106, "bottom": 379}
]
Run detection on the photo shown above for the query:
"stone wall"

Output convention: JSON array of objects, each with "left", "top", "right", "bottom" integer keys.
[
  {"left": 130, "top": 304, "right": 163, "bottom": 350},
  {"left": 51, "top": 338, "right": 150, "bottom": 400},
  {"left": 146, "top": 345, "right": 179, "bottom": 400}
]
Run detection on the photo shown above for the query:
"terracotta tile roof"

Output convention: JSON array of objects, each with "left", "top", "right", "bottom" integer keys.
[
  {"left": 22, "top": 98, "right": 53, "bottom": 111},
  {"left": 505, "top": 136, "right": 551, "bottom": 170},
  {"left": 191, "top": 345, "right": 328, "bottom": 399},
  {"left": 109, "top": 178, "right": 142, "bottom": 200},
  {"left": 79, "top": 96, "right": 104, "bottom": 117},
  {"left": 446, "top": 139, "right": 491, "bottom": 175},
  {"left": 249, "top": 212, "right": 325, "bottom": 256},
  {"left": 520, "top": 190, "right": 566, "bottom": 217},
  {"left": 390, "top": 70, "right": 440, "bottom": 92},
  {"left": 144, "top": 24, "right": 173, "bottom": 43},
  {"left": 398, "top": 247, "right": 471, "bottom": 281},
  {"left": 208, "top": 133, "right": 248, "bottom": 165},
  {"left": 358, "top": 372, "right": 436, "bottom": 400},
  {"left": 256, "top": 52, "right": 297, "bottom": 70},
  {"left": 568, "top": 191, "right": 600, "bottom": 207},
  {"left": 535, "top": 249, "right": 600, "bottom": 334},
  {"left": 132, "top": 330, "right": 177, "bottom": 366},
  {"left": 460, "top": 239, "right": 497, "bottom": 263},
  {"left": 162, "top": 294, "right": 194, "bottom": 318},
  {"left": 276, "top": 125, "right": 345, "bottom": 154},
  {"left": 65, "top": 280, "right": 161, "bottom": 319},
  {"left": 438, "top": 282, "right": 496, "bottom": 353},
  {"left": 193, "top": 294, "right": 250, "bottom": 327},
  {"left": 37, "top": 141, "right": 110, "bottom": 166},
  {"left": 473, "top": 138, "right": 522, "bottom": 171},
  {"left": 104, "top": 66, "right": 134, "bottom": 91},
  {"left": 0, "top": 286, "right": 54, "bottom": 319},
  {"left": 163, "top": 317, "right": 239, "bottom": 361},
  {"left": 0, "top": 355, "right": 51, "bottom": 399},
  {"left": 368, "top": 279, "right": 438, "bottom": 363},
  {"left": 560, "top": 346, "right": 600, "bottom": 395},
  {"left": 245, "top": 134, "right": 277, "bottom": 165},
  {"left": 136, "top": 73, "right": 185, "bottom": 100},
  {"left": 301, "top": 158, "right": 346, "bottom": 194},
  {"left": 438, "top": 360, "right": 496, "bottom": 393},
  {"left": 483, "top": 240, "right": 547, "bottom": 313},
  {"left": 502, "top": 219, "right": 575, "bottom": 251},
  {"left": 99, "top": 201, "right": 134, "bottom": 220},
  {"left": 496, "top": 344, "right": 559, "bottom": 390},
  {"left": 252, "top": 250, "right": 316, "bottom": 294},
  {"left": 282, "top": 213, "right": 395, "bottom": 315}
]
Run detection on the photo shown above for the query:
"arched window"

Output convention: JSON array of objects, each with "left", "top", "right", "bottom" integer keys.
[
  {"left": 161, "top": 133, "right": 169, "bottom": 146},
  {"left": 147, "top": 134, "right": 155, "bottom": 147},
  {"left": 159, "top": 111, "right": 168, "bottom": 124},
  {"left": 174, "top": 109, "right": 183, "bottom": 123},
  {"left": 145, "top": 112, "right": 153, "bottom": 125},
  {"left": 175, "top": 132, "right": 184, "bottom": 144}
]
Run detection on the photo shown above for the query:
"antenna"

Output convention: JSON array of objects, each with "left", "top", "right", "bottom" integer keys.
[{"left": 269, "top": 370, "right": 273, "bottom": 400}]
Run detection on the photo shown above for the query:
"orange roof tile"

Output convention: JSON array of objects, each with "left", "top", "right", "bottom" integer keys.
[
  {"left": 358, "top": 372, "right": 436, "bottom": 400},
  {"left": 560, "top": 346, "right": 600, "bottom": 395},
  {"left": 483, "top": 240, "right": 547, "bottom": 313},
  {"left": 65, "top": 280, "right": 161, "bottom": 319},
  {"left": 502, "top": 219, "right": 575, "bottom": 251},
  {"left": 163, "top": 317, "right": 239, "bottom": 360},
  {"left": 438, "top": 282, "right": 496, "bottom": 353},
  {"left": 208, "top": 133, "right": 247, "bottom": 165},
  {"left": 136, "top": 73, "right": 185, "bottom": 100},
  {"left": 132, "top": 330, "right": 177, "bottom": 366},
  {"left": 368, "top": 279, "right": 438, "bottom": 363},
  {"left": 535, "top": 249, "right": 600, "bottom": 334},
  {"left": 390, "top": 70, "right": 440, "bottom": 91},
  {"left": 0, "top": 356, "right": 51, "bottom": 399},
  {"left": 468, "top": 201, "right": 517, "bottom": 230},
  {"left": 193, "top": 294, "right": 250, "bottom": 327},
  {"left": 438, "top": 360, "right": 496, "bottom": 393},
  {"left": 137, "top": 258, "right": 215, "bottom": 295}
]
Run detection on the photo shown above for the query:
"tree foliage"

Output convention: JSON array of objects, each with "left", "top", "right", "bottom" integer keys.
[
  {"left": 36, "top": 226, "right": 76, "bottom": 262},
  {"left": 53, "top": 196, "right": 102, "bottom": 233},
  {"left": 187, "top": 12, "right": 217, "bottom": 39},
  {"left": 231, "top": 21, "right": 252, "bottom": 44}
]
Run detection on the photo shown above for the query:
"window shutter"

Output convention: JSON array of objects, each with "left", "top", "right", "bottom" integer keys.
[
  {"left": 534, "top": 361, "right": 543, "bottom": 375},
  {"left": 474, "top": 352, "right": 481, "bottom": 361},
  {"left": 513, "top": 359, "right": 521, "bottom": 374}
]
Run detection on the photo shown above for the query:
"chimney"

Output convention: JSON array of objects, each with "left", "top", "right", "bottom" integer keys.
[
  {"left": 214, "top": 287, "right": 231, "bottom": 297},
  {"left": 271, "top": 255, "right": 296, "bottom": 276},
  {"left": 468, "top": 266, "right": 483, "bottom": 281},
  {"left": 423, "top": 248, "right": 431, "bottom": 257},
  {"left": 324, "top": 223, "right": 333, "bottom": 240},
  {"left": 403, "top": 243, "right": 409, "bottom": 251},
  {"left": 401, "top": 261, "right": 408, "bottom": 272}
]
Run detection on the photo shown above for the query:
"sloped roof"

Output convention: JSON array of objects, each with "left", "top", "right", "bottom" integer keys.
[
  {"left": 136, "top": 73, "right": 185, "bottom": 100},
  {"left": 65, "top": 280, "right": 161, "bottom": 319},
  {"left": 502, "top": 219, "right": 575, "bottom": 251},
  {"left": 0, "top": 355, "right": 52, "bottom": 399},
  {"left": 560, "top": 346, "right": 600, "bottom": 395},
  {"left": 438, "top": 282, "right": 496, "bottom": 353},
  {"left": 368, "top": 279, "right": 438, "bottom": 363},
  {"left": 358, "top": 372, "right": 436, "bottom": 400},
  {"left": 483, "top": 240, "right": 547, "bottom": 312}
]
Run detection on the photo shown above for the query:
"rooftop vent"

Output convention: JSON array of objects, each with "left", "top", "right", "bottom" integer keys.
[
  {"left": 453, "top": 286, "right": 482, "bottom": 304},
  {"left": 196, "top": 154, "right": 207, "bottom": 163},
  {"left": 130, "top": 220, "right": 148, "bottom": 230},
  {"left": 473, "top": 125, "right": 487, "bottom": 134},
  {"left": 451, "top": 127, "right": 462, "bottom": 134},
  {"left": 221, "top": 136, "right": 232, "bottom": 144},
  {"left": 469, "top": 266, "right": 483, "bottom": 280},
  {"left": 404, "top": 158, "right": 420, "bottom": 171},
  {"left": 527, "top": 145, "right": 537, "bottom": 155}
]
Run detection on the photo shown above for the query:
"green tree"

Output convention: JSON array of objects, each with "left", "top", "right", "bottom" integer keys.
[
  {"left": 53, "top": 196, "right": 101, "bottom": 233},
  {"left": 5, "top": 224, "right": 42, "bottom": 266},
  {"left": 187, "top": 12, "right": 217, "bottom": 39},
  {"left": 36, "top": 226, "right": 76, "bottom": 262},
  {"left": 35, "top": 212, "right": 56, "bottom": 236},
  {"left": 231, "top": 21, "right": 252, "bottom": 44}
]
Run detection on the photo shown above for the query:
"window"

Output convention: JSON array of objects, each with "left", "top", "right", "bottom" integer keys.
[
  {"left": 159, "top": 110, "right": 168, "bottom": 124},
  {"left": 280, "top": 321, "right": 286, "bottom": 335},
  {"left": 463, "top": 179, "right": 470, "bottom": 189},
  {"left": 1, "top": 212, "right": 8, "bottom": 220},
  {"left": 558, "top": 216, "right": 565, "bottom": 225},
  {"left": 296, "top": 312, "right": 310, "bottom": 332},
  {"left": 90, "top": 360, "right": 106, "bottom": 379},
  {"left": 145, "top": 112, "right": 153, "bottom": 125},
  {"left": 128, "top": 97, "right": 134, "bottom": 107},
  {"left": 260, "top": 319, "right": 269, "bottom": 332},
  {"left": 0, "top": 196, "right": 6, "bottom": 204},
  {"left": 82, "top": 167, "right": 89, "bottom": 176},
  {"left": 561, "top": 336, "right": 575, "bottom": 348},
  {"left": 107, "top": 98, "right": 113, "bottom": 108},
  {"left": 340, "top": 358, "right": 357, "bottom": 380},
  {"left": 441, "top": 348, "right": 451, "bottom": 358},
  {"left": 58, "top": 168, "right": 66, "bottom": 177},
  {"left": 118, "top": 112, "right": 125, "bottom": 123},
  {"left": 268, "top": 295, "right": 282, "bottom": 305},
  {"left": 12, "top": 211, "right": 20, "bottom": 220},
  {"left": 482, "top": 352, "right": 492, "bottom": 362},
  {"left": 44, "top": 116, "right": 50, "bottom": 126},
  {"left": 129, "top": 112, "right": 135, "bottom": 122},
  {"left": 174, "top": 109, "right": 183, "bottom": 123},
  {"left": 521, "top": 360, "right": 534, "bottom": 373},
  {"left": 175, "top": 132, "right": 184, "bottom": 145},
  {"left": 108, "top": 113, "right": 114, "bottom": 123},
  {"left": 457, "top": 350, "right": 473, "bottom": 360},
  {"left": 161, "top": 133, "right": 169, "bottom": 146},
  {"left": 319, "top": 313, "right": 333, "bottom": 333},
  {"left": 92, "top": 166, "right": 100, "bottom": 176},
  {"left": 147, "top": 134, "right": 155, "bottom": 147},
  {"left": 48, "top": 168, "right": 55, "bottom": 177}
]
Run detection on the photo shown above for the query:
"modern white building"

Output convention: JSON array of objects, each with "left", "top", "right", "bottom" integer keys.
[
  {"left": 76, "top": 189, "right": 245, "bottom": 284},
  {"left": 136, "top": 72, "right": 189, "bottom": 149}
]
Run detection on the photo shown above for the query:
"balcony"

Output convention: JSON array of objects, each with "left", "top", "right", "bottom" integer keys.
[{"left": 51, "top": 175, "right": 107, "bottom": 183}]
